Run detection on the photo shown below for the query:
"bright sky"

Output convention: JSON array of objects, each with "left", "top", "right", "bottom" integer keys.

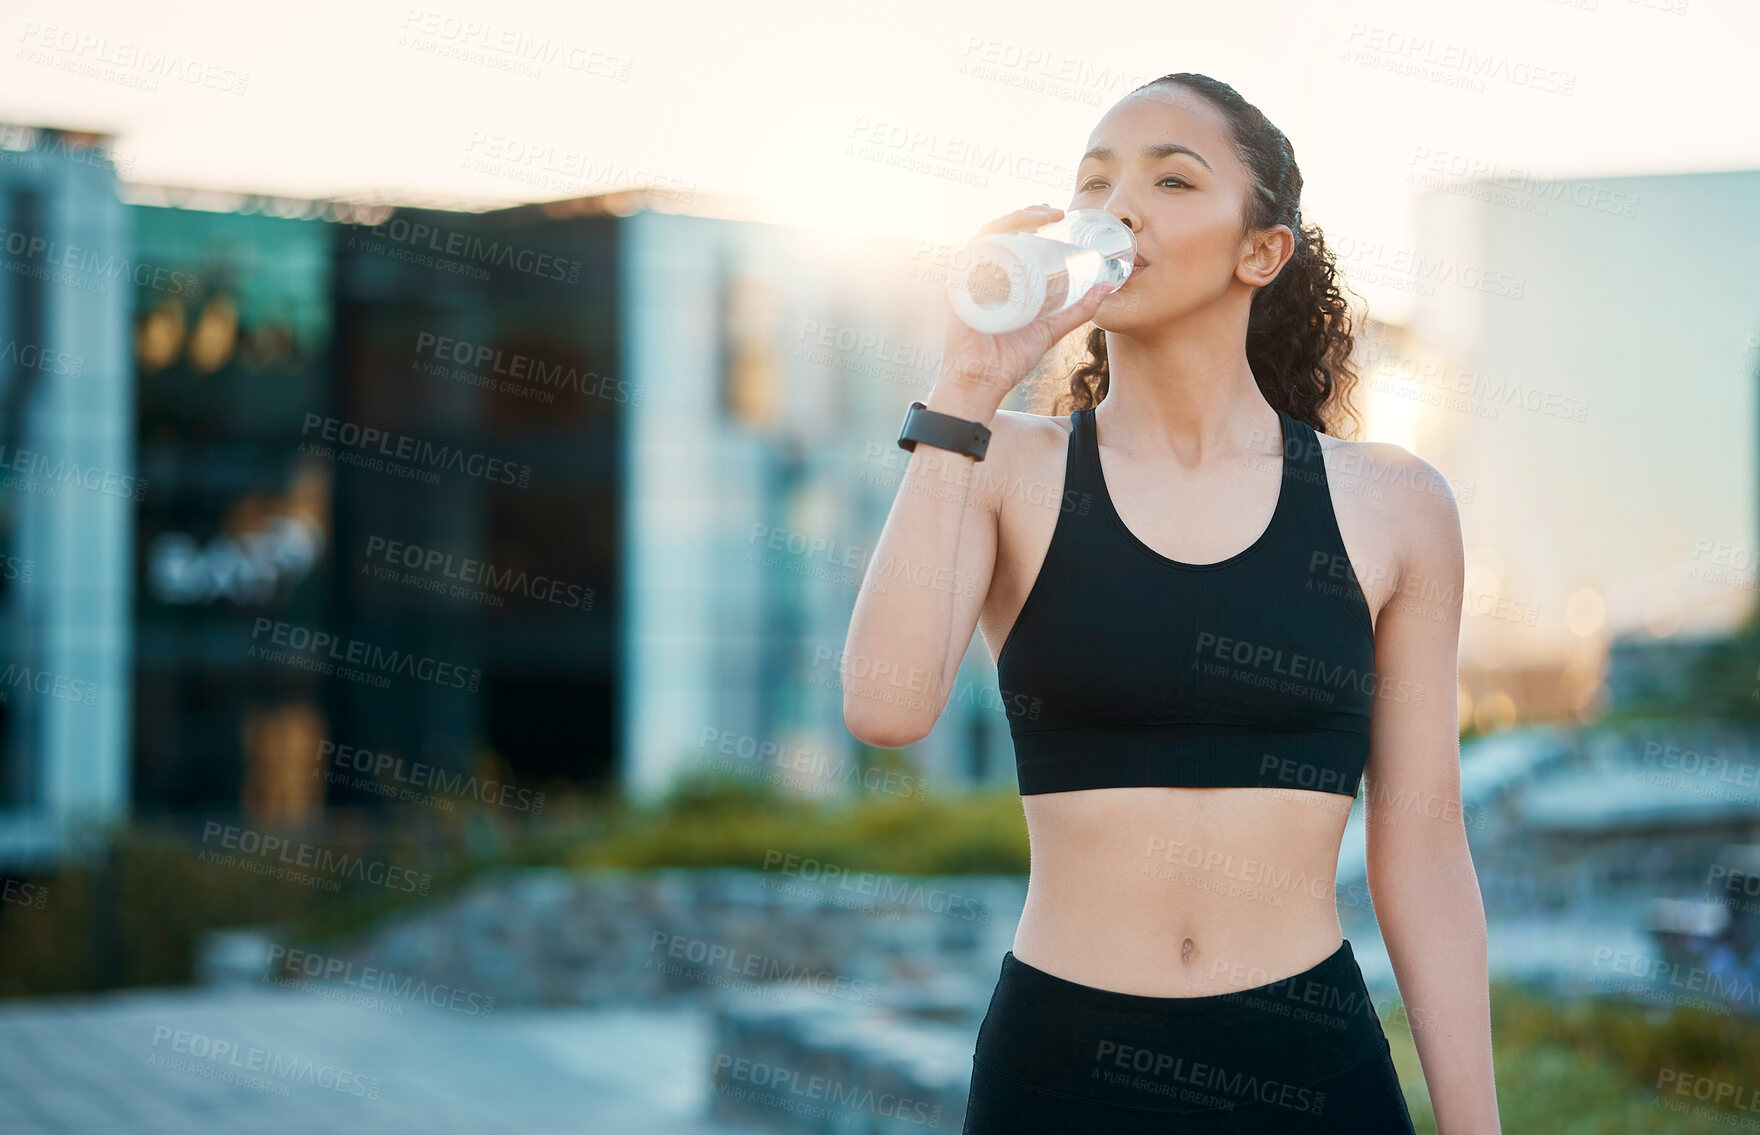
[
  {"left": 3, "top": 0, "right": 1755, "bottom": 326},
  {"left": 4, "top": 0, "right": 1757, "bottom": 693}
]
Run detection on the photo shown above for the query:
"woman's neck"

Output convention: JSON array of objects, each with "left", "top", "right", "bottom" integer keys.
[{"left": 1098, "top": 331, "right": 1277, "bottom": 464}]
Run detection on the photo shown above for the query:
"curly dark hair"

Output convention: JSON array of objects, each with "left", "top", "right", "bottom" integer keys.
[{"left": 1050, "top": 72, "right": 1363, "bottom": 437}]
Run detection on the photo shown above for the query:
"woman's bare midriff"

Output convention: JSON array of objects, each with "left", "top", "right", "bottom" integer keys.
[
  {"left": 979, "top": 410, "right": 1388, "bottom": 1000},
  {"left": 1011, "top": 786, "right": 1355, "bottom": 996}
]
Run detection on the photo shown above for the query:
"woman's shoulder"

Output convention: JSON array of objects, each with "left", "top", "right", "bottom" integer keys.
[
  {"left": 970, "top": 406, "right": 1076, "bottom": 511},
  {"left": 1324, "top": 429, "right": 1456, "bottom": 497},
  {"left": 1312, "top": 429, "right": 1463, "bottom": 568},
  {"left": 990, "top": 405, "right": 1076, "bottom": 441}
]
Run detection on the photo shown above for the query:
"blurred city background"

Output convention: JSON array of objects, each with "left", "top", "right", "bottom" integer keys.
[{"left": 1, "top": 0, "right": 1759, "bottom": 1132}]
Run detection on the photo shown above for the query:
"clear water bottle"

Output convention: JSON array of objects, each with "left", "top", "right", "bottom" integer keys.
[{"left": 946, "top": 208, "right": 1136, "bottom": 335}]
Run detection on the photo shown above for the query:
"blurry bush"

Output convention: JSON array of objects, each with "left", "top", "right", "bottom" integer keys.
[
  {"left": 1680, "top": 618, "right": 1760, "bottom": 722},
  {"left": 576, "top": 766, "right": 1028, "bottom": 875},
  {"left": 1429, "top": 981, "right": 1760, "bottom": 1134},
  {"left": 0, "top": 770, "right": 1030, "bottom": 999},
  {"left": 0, "top": 810, "right": 500, "bottom": 998}
]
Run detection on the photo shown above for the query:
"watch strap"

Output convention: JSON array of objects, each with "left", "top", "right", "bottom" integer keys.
[{"left": 897, "top": 400, "right": 992, "bottom": 460}]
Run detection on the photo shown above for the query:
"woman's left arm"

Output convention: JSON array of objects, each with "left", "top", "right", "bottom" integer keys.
[{"left": 1360, "top": 452, "right": 1501, "bottom": 1135}]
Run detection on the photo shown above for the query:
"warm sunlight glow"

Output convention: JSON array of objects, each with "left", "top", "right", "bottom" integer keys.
[{"left": 1565, "top": 587, "right": 1606, "bottom": 638}]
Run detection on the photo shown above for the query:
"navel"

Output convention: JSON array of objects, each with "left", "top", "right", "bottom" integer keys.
[{"left": 1180, "top": 936, "right": 1196, "bottom": 963}]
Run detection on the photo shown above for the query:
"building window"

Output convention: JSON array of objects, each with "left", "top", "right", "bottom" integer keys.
[{"left": 719, "top": 263, "right": 780, "bottom": 429}]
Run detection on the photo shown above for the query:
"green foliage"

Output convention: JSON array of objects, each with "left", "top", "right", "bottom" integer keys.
[
  {"left": 1382, "top": 981, "right": 1760, "bottom": 1133},
  {"left": 0, "top": 779, "right": 1027, "bottom": 1000},
  {"left": 1490, "top": 981, "right": 1760, "bottom": 1100},
  {"left": 1, "top": 829, "right": 296, "bottom": 997},
  {"left": 1615, "top": 616, "right": 1760, "bottom": 724},
  {"left": 0, "top": 812, "right": 500, "bottom": 998},
  {"left": 578, "top": 771, "right": 1029, "bottom": 875}
]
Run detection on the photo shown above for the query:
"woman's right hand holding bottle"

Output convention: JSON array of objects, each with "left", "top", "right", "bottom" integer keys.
[
  {"left": 845, "top": 207, "right": 1119, "bottom": 748},
  {"left": 931, "top": 204, "right": 1123, "bottom": 420}
]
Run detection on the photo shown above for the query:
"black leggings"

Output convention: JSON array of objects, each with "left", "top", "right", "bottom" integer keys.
[{"left": 961, "top": 938, "right": 1419, "bottom": 1134}]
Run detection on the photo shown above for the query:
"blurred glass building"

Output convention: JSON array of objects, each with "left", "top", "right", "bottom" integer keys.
[
  {"left": 131, "top": 201, "right": 337, "bottom": 821},
  {"left": 328, "top": 199, "right": 622, "bottom": 809},
  {"left": 0, "top": 127, "right": 134, "bottom": 864},
  {"left": 615, "top": 202, "right": 1005, "bottom": 803},
  {"left": 125, "top": 193, "right": 625, "bottom": 825},
  {"left": 0, "top": 122, "right": 1012, "bottom": 864},
  {"left": 1371, "top": 167, "right": 1760, "bottom": 728}
]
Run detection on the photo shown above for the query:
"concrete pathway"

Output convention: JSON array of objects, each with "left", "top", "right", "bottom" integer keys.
[{"left": 0, "top": 983, "right": 769, "bottom": 1134}]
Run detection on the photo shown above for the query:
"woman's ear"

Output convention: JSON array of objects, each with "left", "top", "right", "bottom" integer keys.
[{"left": 1238, "top": 224, "right": 1295, "bottom": 288}]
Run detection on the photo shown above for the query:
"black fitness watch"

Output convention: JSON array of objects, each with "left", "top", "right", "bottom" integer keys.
[{"left": 896, "top": 400, "right": 993, "bottom": 461}]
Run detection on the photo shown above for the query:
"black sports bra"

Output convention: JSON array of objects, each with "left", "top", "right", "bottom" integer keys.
[{"left": 994, "top": 404, "right": 1377, "bottom": 798}]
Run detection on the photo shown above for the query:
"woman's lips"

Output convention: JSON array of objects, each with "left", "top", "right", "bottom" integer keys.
[{"left": 1132, "top": 256, "right": 1150, "bottom": 269}]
